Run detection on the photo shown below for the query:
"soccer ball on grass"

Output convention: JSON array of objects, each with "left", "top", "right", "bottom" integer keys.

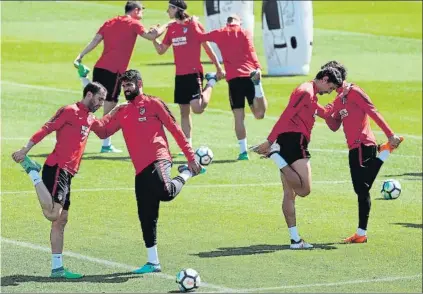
[
  {"left": 194, "top": 146, "right": 213, "bottom": 166},
  {"left": 176, "top": 268, "right": 201, "bottom": 292},
  {"left": 381, "top": 179, "right": 401, "bottom": 199}
]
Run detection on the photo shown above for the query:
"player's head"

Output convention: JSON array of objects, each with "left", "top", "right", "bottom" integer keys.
[
  {"left": 167, "top": 0, "right": 189, "bottom": 20},
  {"left": 314, "top": 67, "right": 343, "bottom": 95},
  {"left": 227, "top": 14, "right": 241, "bottom": 26},
  {"left": 125, "top": 1, "right": 145, "bottom": 20},
  {"left": 321, "top": 60, "right": 348, "bottom": 81},
  {"left": 120, "top": 69, "right": 143, "bottom": 101},
  {"left": 83, "top": 82, "right": 107, "bottom": 113}
]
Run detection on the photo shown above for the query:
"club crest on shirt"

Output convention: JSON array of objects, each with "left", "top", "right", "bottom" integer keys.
[
  {"left": 183, "top": 27, "right": 188, "bottom": 34},
  {"left": 339, "top": 109, "right": 349, "bottom": 119},
  {"left": 139, "top": 107, "right": 145, "bottom": 115},
  {"left": 80, "top": 125, "right": 89, "bottom": 138}
]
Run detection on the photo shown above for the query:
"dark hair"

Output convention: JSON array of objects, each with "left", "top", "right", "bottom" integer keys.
[
  {"left": 83, "top": 82, "right": 107, "bottom": 97},
  {"left": 321, "top": 60, "right": 348, "bottom": 81},
  {"left": 315, "top": 67, "right": 343, "bottom": 88},
  {"left": 169, "top": 0, "right": 189, "bottom": 20},
  {"left": 120, "top": 69, "right": 142, "bottom": 83},
  {"left": 227, "top": 15, "right": 240, "bottom": 24},
  {"left": 125, "top": 1, "right": 143, "bottom": 14}
]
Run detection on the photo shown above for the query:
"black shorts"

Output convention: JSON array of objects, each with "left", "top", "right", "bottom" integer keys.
[
  {"left": 42, "top": 164, "right": 72, "bottom": 210},
  {"left": 228, "top": 77, "right": 255, "bottom": 110},
  {"left": 174, "top": 73, "right": 203, "bottom": 105},
  {"left": 349, "top": 144, "right": 378, "bottom": 193},
  {"left": 135, "top": 160, "right": 173, "bottom": 202},
  {"left": 276, "top": 132, "right": 311, "bottom": 165},
  {"left": 93, "top": 67, "right": 122, "bottom": 102}
]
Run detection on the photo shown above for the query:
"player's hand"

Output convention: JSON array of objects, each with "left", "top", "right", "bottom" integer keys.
[
  {"left": 250, "top": 141, "right": 271, "bottom": 156},
  {"left": 74, "top": 55, "right": 82, "bottom": 67},
  {"left": 108, "top": 103, "right": 128, "bottom": 117},
  {"left": 251, "top": 69, "right": 262, "bottom": 82},
  {"left": 216, "top": 68, "right": 226, "bottom": 81},
  {"left": 12, "top": 147, "right": 29, "bottom": 163},
  {"left": 388, "top": 134, "right": 403, "bottom": 148},
  {"left": 187, "top": 160, "right": 202, "bottom": 176}
]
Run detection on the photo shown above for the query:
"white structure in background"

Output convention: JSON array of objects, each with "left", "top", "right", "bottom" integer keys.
[
  {"left": 262, "top": 0, "right": 313, "bottom": 76},
  {"left": 204, "top": 0, "right": 255, "bottom": 63}
]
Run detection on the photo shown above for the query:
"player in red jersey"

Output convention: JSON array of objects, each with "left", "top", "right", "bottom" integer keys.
[
  {"left": 251, "top": 67, "right": 343, "bottom": 249},
  {"left": 320, "top": 61, "right": 404, "bottom": 244},
  {"left": 93, "top": 69, "right": 204, "bottom": 274},
  {"left": 11, "top": 83, "right": 119, "bottom": 279},
  {"left": 152, "top": 0, "right": 224, "bottom": 151},
  {"left": 74, "top": 1, "right": 168, "bottom": 153},
  {"left": 197, "top": 15, "right": 268, "bottom": 160}
]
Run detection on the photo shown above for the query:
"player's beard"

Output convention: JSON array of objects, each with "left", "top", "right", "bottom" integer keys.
[
  {"left": 125, "top": 88, "right": 140, "bottom": 101},
  {"left": 88, "top": 101, "right": 99, "bottom": 113}
]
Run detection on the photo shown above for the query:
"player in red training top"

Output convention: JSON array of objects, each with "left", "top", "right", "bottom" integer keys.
[
  {"left": 94, "top": 69, "right": 204, "bottom": 274},
  {"left": 152, "top": 0, "right": 224, "bottom": 151},
  {"left": 74, "top": 1, "right": 168, "bottom": 153},
  {"left": 321, "top": 61, "right": 404, "bottom": 244},
  {"left": 251, "top": 67, "right": 343, "bottom": 249},
  {"left": 11, "top": 83, "right": 118, "bottom": 279},
  {"left": 197, "top": 15, "right": 268, "bottom": 160}
]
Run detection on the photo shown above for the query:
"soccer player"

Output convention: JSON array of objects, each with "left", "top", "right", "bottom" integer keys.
[
  {"left": 74, "top": 1, "right": 168, "bottom": 153},
  {"left": 11, "top": 83, "right": 117, "bottom": 279},
  {"left": 152, "top": 0, "right": 224, "bottom": 151},
  {"left": 320, "top": 61, "right": 404, "bottom": 243},
  {"left": 251, "top": 67, "right": 343, "bottom": 249},
  {"left": 94, "top": 69, "right": 204, "bottom": 274},
  {"left": 197, "top": 15, "right": 268, "bottom": 160}
]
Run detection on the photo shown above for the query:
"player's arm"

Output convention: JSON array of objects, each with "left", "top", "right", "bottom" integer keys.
[
  {"left": 91, "top": 108, "right": 123, "bottom": 139},
  {"left": 12, "top": 107, "right": 69, "bottom": 163},
  {"left": 352, "top": 88, "right": 395, "bottom": 138},
  {"left": 152, "top": 39, "right": 170, "bottom": 55},
  {"left": 319, "top": 102, "right": 342, "bottom": 132},
  {"left": 74, "top": 33, "right": 103, "bottom": 64},
  {"left": 140, "top": 22, "right": 170, "bottom": 41},
  {"left": 201, "top": 41, "right": 224, "bottom": 75},
  {"left": 155, "top": 99, "right": 196, "bottom": 162}
]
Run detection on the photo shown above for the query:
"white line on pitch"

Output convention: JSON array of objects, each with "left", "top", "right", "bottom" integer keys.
[
  {"left": 1, "top": 81, "right": 422, "bottom": 141},
  {"left": 0, "top": 237, "right": 236, "bottom": 293}
]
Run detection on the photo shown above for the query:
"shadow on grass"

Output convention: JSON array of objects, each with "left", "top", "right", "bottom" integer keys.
[
  {"left": 1, "top": 272, "right": 142, "bottom": 287},
  {"left": 392, "top": 222, "right": 422, "bottom": 229},
  {"left": 191, "top": 243, "right": 339, "bottom": 258},
  {"left": 384, "top": 172, "right": 422, "bottom": 178}
]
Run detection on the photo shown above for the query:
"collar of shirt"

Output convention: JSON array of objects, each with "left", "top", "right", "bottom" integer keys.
[
  {"left": 76, "top": 101, "right": 90, "bottom": 113},
  {"left": 130, "top": 94, "right": 145, "bottom": 104}
]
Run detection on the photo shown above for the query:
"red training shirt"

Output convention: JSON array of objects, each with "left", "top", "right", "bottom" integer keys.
[
  {"left": 267, "top": 81, "right": 323, "bottom": 143},
  {"left": 30, "top": 102, "right": 112, "bottom": 175},
  {"left": 95, "top": 94, "right": 195, "bottom": 175},
  {"left": 198, "top": 24, "right": 261, "bottom": 81},
  {"left": 95, "top": 16, "right": 145, "bottom": 74},
  {"left": 324, "top": 84, "right": 394, "bottom": 150},
  {"left": 162, "top": 19, "right": 205, "bottom": 76}
]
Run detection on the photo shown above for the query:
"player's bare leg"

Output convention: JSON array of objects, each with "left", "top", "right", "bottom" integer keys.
[
  {"left": 179, "top": 104, "right": 192, "bottom": 147},
  {"left": 289, "top": 158, "right": 312, "bottom": 197},
  {"left": 250, "top": 95, "right": 267, "bottom": 120},
  {"left": 281, "top": 174, "right": 313, "bottom": 249},
  {"left": 101, "top": 101, "right": 122, "bottom": 153},
  {"left": 50, "top": 210, "right": 83, "bottom": 279},
  {"left": 233, "top": 108, "right": 249, "bottom": 160},
  {"left": 190, "top": 73, "right": 219, "bottom": 114}
]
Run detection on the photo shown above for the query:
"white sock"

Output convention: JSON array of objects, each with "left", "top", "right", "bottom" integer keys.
[
  {"left": 207, "top": 79, "right": 216, "bottom": 88},
  {"left": 147, "top": 245, "right": 159, "bottom": 264},
  {"left": 52, "top": 254, "right": 63, "bottom": 270},
  {"left": 378, "top": 150, "right": 390, "bottom": 162},
  {"left": 81, "top": 77, "right": 90, "bottom": 87},
  {"left": 238, "top": 138, "right": 247, "bottom": 154},
  {"left": 269, "top": 153, "right": 288, "bottom": 169},
  {"left": 28, "top": 170, "right": 42, "bottom": 186},
  {"left": 356, "top": 228, "right": 367, "bottom": 236},
  {"left": 254, "top": 83, "right": 264, "bottom": 98},
  {"left": 180, "top": 170, "right": 192, "bottom": 182},
  {"left": 289, "top": 226, "right": 301, "bottom": 242},
  {"left": 103, "top": 137, "right": 111, "bottom": 147}
]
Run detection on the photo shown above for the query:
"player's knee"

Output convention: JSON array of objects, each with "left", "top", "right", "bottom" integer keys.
[
  {"left": 191, "top": 106, "right": 204, "bottom": 114},
  {"left": 296, "top": 187, "right": 311, "bottom": 197}
]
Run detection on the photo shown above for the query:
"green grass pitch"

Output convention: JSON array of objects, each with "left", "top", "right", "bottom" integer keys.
[{"left": 1, "top": 1, "right": 422, "bottom": 293}]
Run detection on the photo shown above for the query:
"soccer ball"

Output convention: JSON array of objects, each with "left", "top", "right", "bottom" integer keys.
[
  {"left": 176, "top": 268, "right": 201, "bottom": 292},
  {"left": 381, "top": 179, "right": 402, "bottom": 200},
  {"left": 194, "top": 146, "right": 213, "bottom": 166}
]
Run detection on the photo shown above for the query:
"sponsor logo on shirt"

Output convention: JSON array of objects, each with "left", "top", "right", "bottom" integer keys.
[
  {"left": 172, "top": 36, "right": 187, "bottom": 46},
  {"left": 339, "top": 109, "right": 349, "bottom": 119},
  {"left": 80, "top": 125, "right": 89, "bottom": 139}
]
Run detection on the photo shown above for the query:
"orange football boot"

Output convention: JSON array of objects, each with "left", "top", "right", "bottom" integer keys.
[{"left": 343, "top": 233, "right": 368, "bottom": 244}]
